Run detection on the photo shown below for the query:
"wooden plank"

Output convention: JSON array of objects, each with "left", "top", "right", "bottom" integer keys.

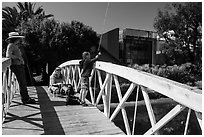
[
  {"left": 2, "top": 86, "right": 124, "bottom": 135},
  {"left": 2, "top": 95, "right": 43, "bottom": 135}
]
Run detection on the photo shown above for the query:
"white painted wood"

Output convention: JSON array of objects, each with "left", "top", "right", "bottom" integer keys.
[
  {"left": 2, "top": 58, "right": 19, "bottom": 123},
  {"left": 95, "top": 61, "right": 201, "bottom": 112},
  {"left": 55, "top": 60, "right": 202, "bottom": 134},
  {"left": 58, "top": 60, "right": 202, "bottom": 112},
  {"left": 110, "top": 83, "right": 136, "bottom": 121},
  {"left": 195, "top": 112, "right": 202, "bottom": 130},
  {"left": 184, "top": 108, "right": 191, "bottom": 135},
  {"left": 59, "top": 60, "right": 80, "bottom": 68},
  {"left": 2, "top": 58, "right": 11, "bottom": 73},
  {"left": 113, "top": 75, "right": 131, "bottom": 135},
  {"left": 89, "top": 69, "right": 95, "bottom": 104},
  {"left": 144, "top": 104, "right": 186, "bottom": 135},
  {"left": 76, "top": 66, "right": 82, "bottom": 91},
  {"left": 141, "top": 86, "right": 158, "bottom": 135},
  {"left": 103, "top": 74, "right": 112, "bottom": 118},
  {"left": 72, "top": 66, "right": 77, "bottom": 90},
  {"left": 95, "top": 73, "right": 110, "bottom": 105},
  {"left": 97, "top": 70, "right": 103, "bottom": 89},
  {"left": 66, "top": 66, "right": 71, "bottom": 84},
  {"left": 7, "top": 68, "right": 12, "bottom": 88},
  {"left": 132, "top": 85, "right": 139, "bottom": 135}
]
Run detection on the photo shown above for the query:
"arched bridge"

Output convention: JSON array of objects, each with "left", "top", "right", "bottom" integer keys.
[{"left": 2, "top": 58, "right": 202, "bottom": 135}]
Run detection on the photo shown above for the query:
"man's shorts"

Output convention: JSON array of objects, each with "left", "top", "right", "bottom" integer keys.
[{"left": 81, "top": 76, "right": 89, "bottom": 90}]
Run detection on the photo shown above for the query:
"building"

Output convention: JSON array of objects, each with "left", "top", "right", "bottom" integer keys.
[
  {"left": 99, "top": 28, "right": 121, "bottom": 64},
  {"left": 99, "top": 28, "right": 164, "bottom": 65}
]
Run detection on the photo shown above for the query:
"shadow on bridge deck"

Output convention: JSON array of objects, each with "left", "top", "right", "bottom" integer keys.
[{"left": 2, "top": 86, "right": 124, "bottom": 135}]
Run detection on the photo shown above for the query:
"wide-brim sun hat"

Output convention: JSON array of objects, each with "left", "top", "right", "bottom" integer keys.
[
  {"left": 55, "top": 67, "right": 62, "bottom": 71},
  {"left": 6, "top": 32, "right": 25, "bottom": 42}
]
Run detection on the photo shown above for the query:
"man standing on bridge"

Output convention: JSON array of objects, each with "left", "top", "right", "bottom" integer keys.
[
  {"left": 79, "top": 51, "right": 101, "bottom": 106},
  {"left": 6, "top": 32, "right": 36, "bottom": 104}
]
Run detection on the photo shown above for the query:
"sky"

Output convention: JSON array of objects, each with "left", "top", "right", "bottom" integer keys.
[{"left": 2, "top": 1, "right": 173, "bottom": 34}]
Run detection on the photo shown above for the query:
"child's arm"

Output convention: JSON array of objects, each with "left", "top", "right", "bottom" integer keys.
[{"left": 91, "top": 52, "right": 101, "bottom": 62}]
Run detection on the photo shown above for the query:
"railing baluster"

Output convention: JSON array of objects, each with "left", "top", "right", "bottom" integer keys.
[
  {"left": 144, "top": 104, "right": 186, "bottom": 135},
  {"left": 97, "top": 70, "right": 103, "bottom": 89},
  {"left": 141, "top": 86, "right": 158, "bottom": 135},
  {"left": 195, "top": 112, "right": 202, "bottom": 130},
  {"left": 89, "top": 69, "right": 95, "bottom": 104},
  {"left": 95, "top": 73, "right": 110, "bottom": 105},
  {"left": 72, "top": 66, "right": 77, "bottom": 90},
  {"left": 2, "top": 58, "right": 19, "bottom": 123},
  {"left": 103, "top": 73, "right": 112, "bottom": 117},
  {"left": 184, "top": 108, "right": 191, "bottom": 135},
  {"left": 76, "top": 66, "right": 82, "bottom": 91},
  {"left": 113, "top": 75, "right": 131, "bottom": 135},
  {"left": 132, "top": 85, "right": 140, "bottom": 135},
  {"left": 67, "top": 66, "right": 71, "bottom": 84},
  {"left": 110, "top": 83, "right": 136, "bottom": 121},
  {"left": 3, "top": 72, "right": 8, "bottom": 117}
]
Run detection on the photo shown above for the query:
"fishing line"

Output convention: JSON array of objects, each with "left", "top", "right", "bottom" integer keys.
[
  {"left": 98, "top": 2, "right": 110, "bottom": 52},
  {"left": 94, "top": 3, "right": 110, "bottom": 103}
]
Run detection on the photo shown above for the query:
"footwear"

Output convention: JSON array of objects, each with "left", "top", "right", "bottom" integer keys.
[
  {"left": 22, "top": 98, "right": 36, "bottom": 104},
  {"left": 81, "top": 102, "right": 88, "bottom": 106},
  {"left": 65, "top": 97, "right": 69, "bottom": 106}
]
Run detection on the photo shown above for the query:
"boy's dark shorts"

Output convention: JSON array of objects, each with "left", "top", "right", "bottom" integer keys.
[{"left": 81, "top": 76, "right": 89, "bottom": 90}]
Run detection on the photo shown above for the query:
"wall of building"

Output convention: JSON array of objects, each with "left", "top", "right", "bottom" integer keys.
[
  {"left": 98, "top": 47, "right": 121, "bottom": 64},
  {"left": 101, "top": 28, "right": 119, "bottom": 60},
  {"left": 100, "top": 28, "right": 164, "bottom": 66}
]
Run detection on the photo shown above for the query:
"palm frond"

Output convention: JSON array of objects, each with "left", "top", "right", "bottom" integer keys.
[
  {"left": 34, "top": 6, "right": 43, "bottom": 15},
  {"left": 17, "top": 2, "right": 25, "bottom": 11}
]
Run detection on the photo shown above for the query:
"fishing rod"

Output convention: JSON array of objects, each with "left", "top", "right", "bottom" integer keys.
[{"left": 97, "top": 2, "right": 110, "bottom": 53}]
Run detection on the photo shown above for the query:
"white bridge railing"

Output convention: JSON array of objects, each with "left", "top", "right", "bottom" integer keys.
[
  {"left": 59, "top": 60, "right": 202, "bottom": 135},
  {"left": 2, "top": 58, "right": 19, "bottom": 123}
]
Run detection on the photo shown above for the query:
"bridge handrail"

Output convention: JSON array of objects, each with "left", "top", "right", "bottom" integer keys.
[
  {"left": 2, "top": 58, "right": 19, "bottom": 123},
  {"left": 59, "top": 59, "right": 202, "bottom": 112},
  {"left": 58, "top": 59, "right": 202, "bottom": 134}
]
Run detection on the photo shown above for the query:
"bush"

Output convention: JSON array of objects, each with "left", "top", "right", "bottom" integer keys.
[{"left": 132, "top": 63, "right": 202, "bottom": 88}]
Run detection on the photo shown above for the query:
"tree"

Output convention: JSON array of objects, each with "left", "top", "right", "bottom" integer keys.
[
  {"left": 154, "top": 2, "right": 202, "bottom": 65},
  {"left": 68, "top": 20, "right": 99, "bottom": 59},
  {"left": 18, "top": 18, "right": 99, "bottom": 76},
  {"left": 2, "top": 2, "right": 53, "bottom": 57},
  {"left": 17, "top": 2, "right": 53, "bottom": 21},
  {"left": 2, "top": 6, "right": 21, "bottom": 56}
]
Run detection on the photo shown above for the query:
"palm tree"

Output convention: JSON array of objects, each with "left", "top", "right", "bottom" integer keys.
[
  {"left": 2, "top": 6, "right": 21, "bottom": 57},
  {"left": 17, "top": 2, "right": 53, "bottom": 21},
  {"left": 2, "top": 2, "right": 53, "bottom": 56},
  {"left": 2, "top": 6, "right": 20, "bottom": 34}
]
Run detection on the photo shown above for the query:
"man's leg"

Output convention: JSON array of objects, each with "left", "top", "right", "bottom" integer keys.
[
  {"left": 82, "top": 89, "right": 88, "bottom": 103},
  {"left": 81, "top": 88, "right": 88, "bottom": 106},
  {"left": 10, "top": 65, "right": 30, "bottom": 102},
  {"left": 62, "top": 86, "right": 70, "bottom": 105},
  {"left": 79, "top": 89, "right": 83, "bottom": 102}
]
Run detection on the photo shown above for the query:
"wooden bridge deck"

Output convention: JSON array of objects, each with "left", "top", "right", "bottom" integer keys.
[{"left": 2, "top": 86, "right": 124, "bottom": 135}]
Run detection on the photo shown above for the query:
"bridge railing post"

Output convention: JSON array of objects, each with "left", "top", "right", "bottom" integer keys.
[
  {"left": 103, "top": 73, "right": 112, "bottom": 118},
  {"left": 113, "top": 75, "right": 131, "bottom": 135},
  {"left": 2, "top": 58, "right": 19, "bottom": 123},
  {"left": 141, "top": 86, "right": 159, "bottom": 135}
]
